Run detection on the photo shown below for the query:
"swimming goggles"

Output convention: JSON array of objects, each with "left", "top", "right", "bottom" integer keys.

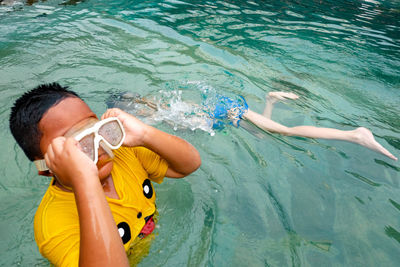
[{"left": 34, "top": 117, "right": 126, "bottom": 172}]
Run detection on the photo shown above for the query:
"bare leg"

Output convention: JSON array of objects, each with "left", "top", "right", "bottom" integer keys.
[
  {"left": 243, "top": 109, "right": 397, "bottom": 160},
  {"left": 263, "top": 92, "right": 299, "bottom": 119}
]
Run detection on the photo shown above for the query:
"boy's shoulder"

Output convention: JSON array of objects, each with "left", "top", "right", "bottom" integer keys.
[
  {"left": 113, "top": 146, "right": 168, "bottom": 184},
  {"left": 34, "top": 182, "right": 78, "bottom": 245},
  {"left": 113, "top": 146, "right": 152, "bottom": 161}
]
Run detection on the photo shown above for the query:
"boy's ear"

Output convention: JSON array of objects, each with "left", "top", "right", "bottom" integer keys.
[{"left": 38, "top": 170, "right": 53, "bottom": 177}]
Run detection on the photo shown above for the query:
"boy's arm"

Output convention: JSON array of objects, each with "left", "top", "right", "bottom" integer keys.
[
  {"left": 102, "top": 108, "right": 201, "bottom": 178},
  {"left": 45, "top": 137, "right": 129, "bottom": 267}
]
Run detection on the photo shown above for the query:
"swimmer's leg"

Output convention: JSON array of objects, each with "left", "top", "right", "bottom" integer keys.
[
  {"left": 243, "top": 109, "right": 397, "bottom": 160},
  {"left": 262, "top": 92, "right": 299, "bottom": 119}
]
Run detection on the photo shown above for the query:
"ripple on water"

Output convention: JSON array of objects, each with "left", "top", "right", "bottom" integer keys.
[{"left": 0, "top": 0, "right": 399, "bottom": 266}]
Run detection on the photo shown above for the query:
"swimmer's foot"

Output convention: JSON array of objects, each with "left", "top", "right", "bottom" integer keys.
[
  {"left": 266, "top": 91, "right": 299, "bottom": 105},
  {"left": 353, "top": 127, "right": 397, "bottom": 160},
  {"left": 263, "top": 91, "right": 300, "bottom": 118}
]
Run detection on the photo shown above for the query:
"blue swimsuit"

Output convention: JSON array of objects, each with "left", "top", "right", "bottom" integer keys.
[{"left": 208, "top": 95, "right": 248, "bottom": 130}]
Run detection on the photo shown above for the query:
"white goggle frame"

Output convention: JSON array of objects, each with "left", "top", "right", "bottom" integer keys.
[{"left": 34, "top": 117, "right": 125, "bottom": 172}]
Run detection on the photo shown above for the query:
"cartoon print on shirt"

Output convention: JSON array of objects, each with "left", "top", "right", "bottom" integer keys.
[
  {"left": 142, "top": 179, "right": 153, "bottom": 199},
  {"left": 117, "top": 222, "right": 131, "bottom": 244}
]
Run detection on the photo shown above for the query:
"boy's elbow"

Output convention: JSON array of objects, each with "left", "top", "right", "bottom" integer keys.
[
  {"left": 165, "top": 151, "right": 201, "bottom": 178},
  {"left": 183, "top": 151, "right": 201, "bottom": 176},
  {"left": 191, "top": 153, "right": 202, "bottom": 173}
]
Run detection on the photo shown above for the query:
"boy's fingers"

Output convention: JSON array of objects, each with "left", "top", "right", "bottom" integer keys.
[
  {"left": 64, "top": 136, "right": 78, "bottom": 147},
  {"left": 44, "top": 146, "right": 56, "bottom": 174},
  {"left": 44, "top": 148, "right": 52, "bottom": 166},
  {"left": 44, "top": 153, "right": 53, "bottom": 174},
  {"left": 101, "top": 109, "right": 113, "bottom": 120},
  {"left": 51, "top": 137, "right": 67, "bottom": 155},
  {"left": 64, "top": 137, "right": 86, "bottom": 157},
  {"left": 45, "top": 143, "right": 55, "bottom": 161},
  {"left": 102, "top": 108, "right": 118, "bottom": 120}
]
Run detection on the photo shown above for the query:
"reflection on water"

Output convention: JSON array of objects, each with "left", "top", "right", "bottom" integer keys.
[{"left": 0, "top": 0, "right": 399, "bottom": 266}]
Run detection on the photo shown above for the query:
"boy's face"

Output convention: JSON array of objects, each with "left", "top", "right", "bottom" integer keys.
[{"left": 38, "top": 97, "right": 113, "bottom": 181}]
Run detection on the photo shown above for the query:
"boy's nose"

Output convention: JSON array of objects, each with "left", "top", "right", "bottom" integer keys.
[{"left": 98, "top": 142, "right": 114, "bottom": 161}]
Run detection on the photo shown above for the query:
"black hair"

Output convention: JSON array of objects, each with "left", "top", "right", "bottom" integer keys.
[{"left": 9, "top": 82, "right": 81, "bottom": 161}]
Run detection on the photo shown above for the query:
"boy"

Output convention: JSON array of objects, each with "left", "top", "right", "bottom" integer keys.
[{"left": 9, "top": 83, "right": 201, "bottom": 266}]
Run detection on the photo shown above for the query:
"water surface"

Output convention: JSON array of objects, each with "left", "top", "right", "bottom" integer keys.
[{"left": 0, "top": 0, "right": 399, "bottom": 266}]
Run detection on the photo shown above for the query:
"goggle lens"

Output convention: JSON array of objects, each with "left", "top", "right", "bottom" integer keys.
[
  {"left": 75, "top": 118, "right": 125, "bottom": 163},
  {"left": 98, "top": 120, "right": 124, "bottom": 147},
  {"left": 78, "top": 133, "right": 96, "bottom": 162}
]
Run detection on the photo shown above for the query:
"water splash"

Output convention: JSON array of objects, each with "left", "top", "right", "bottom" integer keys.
[
  {"left": 106, "top": 87, "right": 215, "bottom": 135},
  {"left": 153, "top": 89, "right": 215, "bottom": 135},
  {"left": 106, "top": 81, "right": 250, "bottom": 136}
]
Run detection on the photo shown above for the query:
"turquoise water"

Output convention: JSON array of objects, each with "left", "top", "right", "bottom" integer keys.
[{"left": 1, "top": 0, "right": 399, "bottom": 266}]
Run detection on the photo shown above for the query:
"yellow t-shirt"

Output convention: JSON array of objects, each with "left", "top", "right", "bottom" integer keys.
[{"left": 33, "top": 146, "right": 168, "bottom": 267}]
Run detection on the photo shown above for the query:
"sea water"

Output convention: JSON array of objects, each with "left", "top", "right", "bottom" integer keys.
[{"left": 0, "top": 0, "right": 399, "bottom": 266}]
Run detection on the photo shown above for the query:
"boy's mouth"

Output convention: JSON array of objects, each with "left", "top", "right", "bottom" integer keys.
[{"left": 97, "top": 152, "right": 113, "bottom": 166}]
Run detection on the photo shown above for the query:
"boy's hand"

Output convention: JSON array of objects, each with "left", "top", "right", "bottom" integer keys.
[
  {"left": 44, "top": 137, "right": 98, "bottom": 189},
  {"left": 103, "top": 108, "right": 201, "bottom": 178},
  {"left": 101, "top": 108, "right": 149, "bottom": 147}
]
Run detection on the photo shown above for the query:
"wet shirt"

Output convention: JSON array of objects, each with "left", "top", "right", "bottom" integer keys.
[{"left": 33, "top": 146, "right": 168, "bottom": 267}]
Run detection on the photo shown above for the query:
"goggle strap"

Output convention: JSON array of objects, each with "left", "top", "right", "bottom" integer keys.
[{"left": 34, "top": 159, "right": 49, "bottom": 172}]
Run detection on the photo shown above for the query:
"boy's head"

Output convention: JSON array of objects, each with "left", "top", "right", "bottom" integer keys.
[
  {"left": 9, "top": 83, "right": 80, "bottom": 161},
  {"left": 10, "top": 83, "right": 114, "bottom": 181}
]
